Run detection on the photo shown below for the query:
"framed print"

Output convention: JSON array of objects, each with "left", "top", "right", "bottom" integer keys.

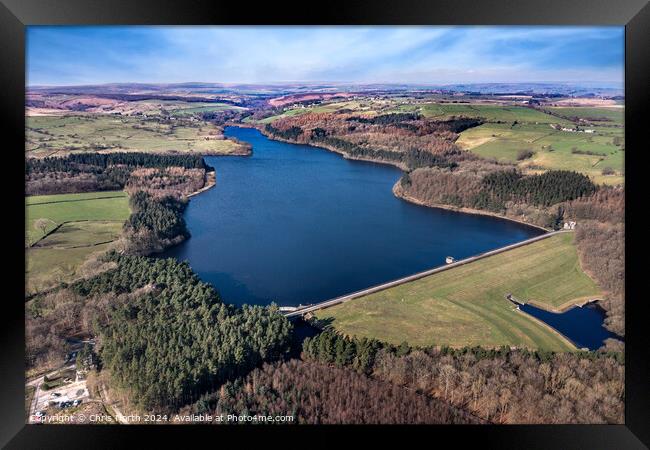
[{"left": 1, "top": 0, "right": 648, "bottom": 447}]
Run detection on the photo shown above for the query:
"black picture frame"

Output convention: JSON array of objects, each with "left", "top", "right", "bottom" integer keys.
[{"left": 1, "top": 0, "right": 648, "bottom": 447}]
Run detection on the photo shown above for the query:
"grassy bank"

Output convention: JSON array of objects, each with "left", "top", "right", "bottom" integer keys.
[{"left": 315, "top": 233, "right": 600, "bottom": 351}]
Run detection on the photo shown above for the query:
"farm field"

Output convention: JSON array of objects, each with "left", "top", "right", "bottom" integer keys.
[
  {"left": 169, "top": 103, "right": 245, "bottom": 116},
  {"left": 256, "top": 100, "right": 573, "bottom": 125},
  {"left": 457, "top": 122, "right": 624, "bottom": 185},
  {"left": 254, "top": 100, "right": 382, "bottom": 124},
  {"left": 26, "top": 191, "right": 130, "bottom": 294},
  {"left": 417, "top": 103, "right": 572, "bottom": 124},
  {"left": 315, "top": 233, "right": 600, "bottom": 351},
  {"left": 26, "top": 191, "right": 130, "bottom": 244},
  {"left": 26, "top": 114, "right": 247, "bottom": 157},
  {"left": 544, "top": 106, "right": 624, "bottom": 126}
]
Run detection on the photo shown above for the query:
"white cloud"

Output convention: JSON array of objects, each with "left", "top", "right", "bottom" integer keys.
[{"left": 27, "top": 26, "right": 624, "bottom": 85}]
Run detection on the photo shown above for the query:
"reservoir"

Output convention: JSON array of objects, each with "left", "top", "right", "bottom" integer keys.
[
  {"left": 163, "top": 126, "right": 543, "bottom": 306},
  {"left": 519, "top": 302, "right": 623, "bottom": 351}
]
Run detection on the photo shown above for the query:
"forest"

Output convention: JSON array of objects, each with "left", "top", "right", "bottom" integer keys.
[
  {"left": 26, "top": 152, "right": 210, "bottom": 196},
  {"left": 183, "top": 359, "right": 482, "bottom": 424},
  {"left": 26, "top": 152, "right": 207, "bottom": 172},
  {"left": 565, "top": 186, "right": 625, "bottom": 336},
  {"left": 300, "top": 331, "right": 624, "bottom": 424},
  {"left": 122, "top": 191, "right": 189, "bottom": 254},
  {"left": 74, "top": 253, "right": 292, "bottom": 411},
  {"left": 475, "top": 169, "right": 596, "bottom": 209},
  {"left": 264, "top": 120, "right": 462, "bottom": 171},
  {"left": 262, "top": 112, "right": 468, "bottom": 169},
  {"left": 399, "top": 164, "right": 596, "bottom": 225}
]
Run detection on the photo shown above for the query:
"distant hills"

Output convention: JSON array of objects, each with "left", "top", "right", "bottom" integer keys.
[{"left": 28, "top": 82, "right": 623, "bottom": 99}]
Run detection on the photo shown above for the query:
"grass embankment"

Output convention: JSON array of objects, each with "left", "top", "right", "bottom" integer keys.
[
  {"left": 26, "top": 191, "right": 130, "bottom": 294},
  {"left": 316, "top": 233, "right": 601, "bottom": 351},
  {"left": 26, "top": 114, "right": 247, "bottom": 157}
]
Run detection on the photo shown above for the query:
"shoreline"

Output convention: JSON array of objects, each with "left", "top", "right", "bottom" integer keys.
[
  {"left": 513, "top": 308, "right": 580, "bottom": 351},
  {"left": 508, "top": 292, "right": 604, "bottom": 315},
  {"left": 171, "top": 124, "right": 616, "bottom": 351},
  {"left": 230, "top": 123, "right": 550, "bottom": 232},
  {"left": 228, "top": 123, "right": 409, "bottom": 171},
  {"left": 187, "top": 170, "right": 216, "bottom": 198},
  {"left": 392, "top": 182, "right": 550, "bottom": 232}
]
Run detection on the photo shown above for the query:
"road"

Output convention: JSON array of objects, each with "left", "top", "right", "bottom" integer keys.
[{"left": 284, "top": 230, "right": 572, "bottom": 318}]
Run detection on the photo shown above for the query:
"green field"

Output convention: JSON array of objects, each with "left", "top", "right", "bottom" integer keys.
[
  {"left": 26, "top": 114, "right": 245, "bottom": 157},
  {"left": 418, "top": 103, "right": 571, "bottom": 124},
  {"left": 457, "top": 122, "right": 624, "bottom": 185},
  {"left": 315, "top": 233, "right": 600, "bottom": 351},
  {"left": 26, "top": 191, "right": 130, "bottom": 294},
  {"left": 544, "top": 107, "right": 624, "bottom": 126},
  {"left": 169, "top": 103, "right": 244, "bottom": 116},
  {"left": 255, "top": 100, "right": 379, "bottom": 124},
  {"left": 26, "top": 191, "right": 130, "bottom": 244}
]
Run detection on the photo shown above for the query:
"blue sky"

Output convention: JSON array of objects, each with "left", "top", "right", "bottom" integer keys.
[{"left": 26, "top": 26, "right": 624, "bottom": 86}]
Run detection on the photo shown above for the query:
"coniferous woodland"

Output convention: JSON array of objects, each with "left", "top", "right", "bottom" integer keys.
[
  {"left": 73, "top": 253, "right": 291, "bottom": 411},
  {"left": 26, "top": 152, "right": 210, "bottom": 195},
  {"left": 478, "top": 170, "right": 596, "bottom": 208},
  {"left": 120, "top": 191, "right": 190, "bottom": 254},
  {"left": 25, "top": 254, "right": 292, "bottom": 411}
]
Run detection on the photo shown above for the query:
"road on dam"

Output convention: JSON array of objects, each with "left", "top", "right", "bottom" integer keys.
[{"left": 284, "top": 230, "right": 572, "bottom": 318}]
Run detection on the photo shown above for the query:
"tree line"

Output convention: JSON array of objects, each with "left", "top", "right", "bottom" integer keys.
[
  {"left": 346, "top": 112, "right": 422, "bottom": 125},
  {"left": 27, "top": 152, "right": 208, "bottom": 173},
  {"left": 301, "top": 330, "right": 624, "bottom": 424},
  {"left": 26, "top": 152, "right": 211, "bottom": 196},
  {"left": 265, "top": 123, "right": 458, "bottom": 170}
]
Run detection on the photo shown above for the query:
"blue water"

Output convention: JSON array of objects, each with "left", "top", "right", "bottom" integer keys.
[
  {"left": 162, "top": 126, "right": 542, "bottom": 307},
  {"left": 519, "top": 303, "right": 623, "bottom": 351}
]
